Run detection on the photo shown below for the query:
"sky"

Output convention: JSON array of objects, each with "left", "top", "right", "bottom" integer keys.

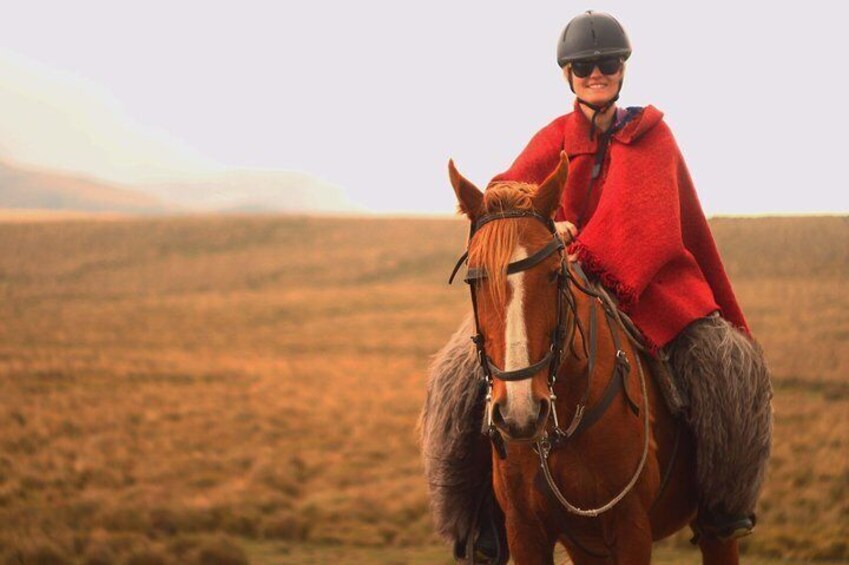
[{"left": 0, "top": 1, "right": 847, "bottom": 215}]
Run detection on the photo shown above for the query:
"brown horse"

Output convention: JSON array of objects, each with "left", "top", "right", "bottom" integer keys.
[{"left": 448, "top": 153, "right": 741, "bottom": 564}]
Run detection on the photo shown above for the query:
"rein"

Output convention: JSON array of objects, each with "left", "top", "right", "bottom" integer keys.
[{"left": 449, "top": 209, "right": 650, "bottom": 519}]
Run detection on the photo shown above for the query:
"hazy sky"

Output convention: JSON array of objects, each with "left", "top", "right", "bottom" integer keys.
[{"left": 1, "top": 1, "right": 847, "bottom": 215}]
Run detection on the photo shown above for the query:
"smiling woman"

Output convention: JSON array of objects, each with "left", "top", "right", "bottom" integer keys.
[{"left": 557, "top": 10, "right": 632, "bottom": 136}]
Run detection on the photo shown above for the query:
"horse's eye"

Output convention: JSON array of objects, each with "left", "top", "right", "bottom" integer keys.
[{"left": 548, "top": 270, "right": 560, "bottom": 283}]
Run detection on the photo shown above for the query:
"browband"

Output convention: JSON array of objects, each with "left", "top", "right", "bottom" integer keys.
[
  {"left": 448, "top": 210, "right": 561, "bottom": 285},
  {"left": 465, "top": 238, "right": 564, "bottom": 282},
  {"left": 474, "top": 210, "right": 556, "bottom": 234}
]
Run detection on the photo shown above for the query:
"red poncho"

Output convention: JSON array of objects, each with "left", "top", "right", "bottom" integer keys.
[{"left": 491, "top": 100, "right": 749, "bottom": 353}]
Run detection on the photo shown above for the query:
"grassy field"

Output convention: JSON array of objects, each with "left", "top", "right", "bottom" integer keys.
[{"left": 0, "top": 214, "right": 846, "bottom": 564}]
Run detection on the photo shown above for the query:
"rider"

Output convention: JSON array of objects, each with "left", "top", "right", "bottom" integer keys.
[{"left": 421, "top": 10, "right": 772, "bottom": 564}]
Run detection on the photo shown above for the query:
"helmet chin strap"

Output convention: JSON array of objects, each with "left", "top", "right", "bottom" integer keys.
[
  {"left": 567, "top": 70, "right": 625, "bottom": 139},
  {"left": 578, "top": 94, "right": 619, "bottom": 139}
]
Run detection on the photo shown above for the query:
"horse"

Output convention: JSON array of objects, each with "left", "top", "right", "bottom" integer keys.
[{"left": 446, "top": 152, "right": 742, "bottom": 564}]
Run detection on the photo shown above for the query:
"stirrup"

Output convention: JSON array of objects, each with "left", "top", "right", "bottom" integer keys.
[
  {"left": 453, "top": 542, "right": 501, "bottom": 565},
  {"left": 691, "top": 511, "right": 756, "bottom": 544},
  {"left": 453, "top": 527, "right": 505, "bottom": 565},
  {"left": 453, "top": 489, "right": 508, "bottom": 565}
]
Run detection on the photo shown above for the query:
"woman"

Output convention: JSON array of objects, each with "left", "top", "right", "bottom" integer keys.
[{"left": 421, "top": 11, "right": 772, "bottom": 564}]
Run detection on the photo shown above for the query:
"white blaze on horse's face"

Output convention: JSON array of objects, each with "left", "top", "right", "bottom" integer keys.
[{"left": 502, "top": 245, "right": 536, "bottom": 427}]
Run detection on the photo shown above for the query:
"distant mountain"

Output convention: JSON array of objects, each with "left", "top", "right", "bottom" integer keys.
[
  {"left": 0, "top": 160, "right": 168, "bottom": 213},
  {"left": 0, "top": 159, "right": 363, "bottom": 215},
  {"left": 137, "top": 170, "right": 364, "bottom": 214}
]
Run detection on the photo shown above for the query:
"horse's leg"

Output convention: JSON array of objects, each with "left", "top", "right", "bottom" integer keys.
[
  {"left": 567, "top": 527, "right": 652, "bottom": 565},
  {"left": 567, "top": 552, "right": 609, "bottom": 565},
  {"left": 611, "top": 518, "right": 652, "bottom": 565},
  {"left": 698, "top": 536, "right": 739, "bottom": 565},
  {"left": 504, "top": 520, "right": 557, "bottom": 565},
  {"left": 566, "top": 506, "right": 652, "bottom": 565}
]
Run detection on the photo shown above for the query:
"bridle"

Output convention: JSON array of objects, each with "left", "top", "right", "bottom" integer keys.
[
  {"left": 448, "top": 209, "right": 581, "bottom": 448},
  {"left": 448, "top": 208, "right": 652, "bottom": 521}
]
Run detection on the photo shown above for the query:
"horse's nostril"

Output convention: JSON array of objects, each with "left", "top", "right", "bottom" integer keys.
[
  {"left": 491, "top": 398, "right": 550, "bottom": 441},
  {"left": 536, "top": 398, "right": 551, "bottom": 429},
  {"left": 491, "top": 402, "right": 506, "bottom": 428}
]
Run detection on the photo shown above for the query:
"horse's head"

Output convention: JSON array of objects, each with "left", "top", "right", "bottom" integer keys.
[{"left": 449, "top": 154, "right": 569, "bottom": 442}]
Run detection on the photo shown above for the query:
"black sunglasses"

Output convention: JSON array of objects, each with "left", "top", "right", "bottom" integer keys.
[{"left": 570, "top": 58, "right": 622, "bottom": 79}]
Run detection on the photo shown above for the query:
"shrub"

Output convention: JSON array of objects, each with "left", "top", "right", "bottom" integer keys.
[
  {"left": 82, "top": 542, "right": 116, "bottom": 565},
  {"left": 260, "top": 511, "right": 306, "bottom": 541},
  {"left": 193, "top": 537, "right": 248, "bottom": 565},
  {"left": 124, "top": 546, "right": 171, "bottom": 565},
  {"left": 4, "top": 538, "right": 71, "bottom": 565}
]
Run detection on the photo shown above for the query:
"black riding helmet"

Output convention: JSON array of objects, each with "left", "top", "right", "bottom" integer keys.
[
  {"left": 557, "top": 11, "right": 631, "bottom": 68},
  {"left": 557, "top": 11, "right": 631, "bottom": 134}
]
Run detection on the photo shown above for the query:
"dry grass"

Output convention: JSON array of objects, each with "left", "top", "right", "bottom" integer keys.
[{"left": 0, "top": 214, "right": 845, "bottom": 563}]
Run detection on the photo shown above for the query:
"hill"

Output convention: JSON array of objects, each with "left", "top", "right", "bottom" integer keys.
[
  {"left": 0, "top": 159, "right": 364, "bottom": 215},
  {"left": 137, "top": 170, "right": 364, "bottom": 214},
  {"left": 0, "top": 159, "right": 168, "bottom": 213},
  {"left": 0, "top": 215, "right": 845, "bottom": 564}
]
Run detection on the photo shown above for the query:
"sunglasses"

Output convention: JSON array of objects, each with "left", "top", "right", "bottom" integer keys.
[{"left": 570, "top": 58, "right": 623, "bottom": 79}]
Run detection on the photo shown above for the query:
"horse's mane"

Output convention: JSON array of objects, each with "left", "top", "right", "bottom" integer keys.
[{"left": 468, "top": 181, "right": 536, "bottom": 308}]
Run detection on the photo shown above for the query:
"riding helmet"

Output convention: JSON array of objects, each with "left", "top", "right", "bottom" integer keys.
[{"left": 557, "top": 11, "right": 632, "bottom": 67}]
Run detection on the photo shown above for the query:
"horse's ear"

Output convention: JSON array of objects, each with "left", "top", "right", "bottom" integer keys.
[
  {"left": 448, "top": 159, "right": 483, "bottom": 220},
  {"left": 533, "top": 151, "right": 569, "bottom": 218}
]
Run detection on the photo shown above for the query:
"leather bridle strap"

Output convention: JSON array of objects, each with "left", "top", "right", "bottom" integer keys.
[
  {"left": 448, "top": 210, "right": 566, "bottom": 390},
  {"left": 448, "top": 251, "right": 469, "bottom": 285},
  {"left": 465, "top": 238, "right": 564, "bottom": 282},
  {"left": 448, "top": 213, "right": 561, "bottom": 285},
  {"left": 470, "top": 239, "right": 566, "bottom": 383},
  {"left": 474, "top": 210, "right": 555, "bottom": 233},
  {"left": 569, "top": 307, "right": 639, "bottom": 437},
  {"left": 446, "top": 208, "right": 569, "bottom": 468},
  {"left": 486, "top": 350, "right": 556, "bottom": 382}
]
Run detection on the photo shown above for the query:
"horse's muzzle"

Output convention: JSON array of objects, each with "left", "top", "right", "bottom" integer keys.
[{"left": 491, "top": 396, "right": 551, "bottom": 442}]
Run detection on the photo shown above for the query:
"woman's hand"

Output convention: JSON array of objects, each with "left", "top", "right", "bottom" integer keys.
[
  {"left": 555, "top": 221, "right": 579, "bottom": 262},
  {"left": 555, "top": 221, "right": 577, "bottom": 243}
]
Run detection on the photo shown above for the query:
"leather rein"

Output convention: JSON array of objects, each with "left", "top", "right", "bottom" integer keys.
[{"left": 449, "top": 210, "right": 651, "bottom": 518}]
